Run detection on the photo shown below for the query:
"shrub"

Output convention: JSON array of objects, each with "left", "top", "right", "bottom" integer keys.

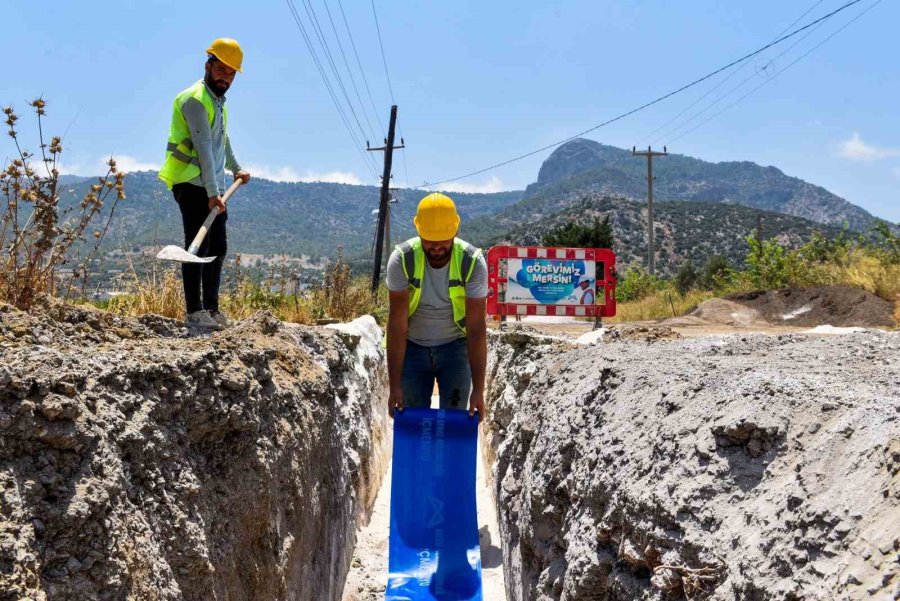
[
  {"left": 871, "top": 220, "right": 900, "bottom": 265},
  {"left": 615, "top": 264, "right": 665, "bottom": 303},
  {"left": 674, "top": 260, "right": 698, "bottom": 296},
  {"left": 745, "top": 234, "right": 788, "bottom": 290},
  {"left": 0, "top": 100, "right": 125, "bottom": 310},
  {"left": 698, "top": 255, "right": 732, "bottom": 291}
]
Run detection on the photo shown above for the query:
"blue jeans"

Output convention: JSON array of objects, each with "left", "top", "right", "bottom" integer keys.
[{"left": 401, "top": 338, "right": 471, "bottom": 410}]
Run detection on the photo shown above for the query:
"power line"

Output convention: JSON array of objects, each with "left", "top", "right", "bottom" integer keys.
[
  {"left": 653, "top": 2, "right": 832, "bottom": 144},
  {"left": 640, "top": 0, "right": 829, "bottom": 144},
  {"left": 368, "top": 0, "right": 411, "bottom": 194},
  {"left": 285, "top": 0, "right": 378, "bottom": 178},
  {"left": 336, "top": 0, "right": 386, "bottom": 139},
  {"left": 668, "top": 0, "right": 883, "bottom": 145},
  {"left": 422, "top": 0, "right": 867, "bottom": 188},
  {"left": 318, "top": 0, "right": 380, "bottom": 143},
  {"left": 370, "top": 0, "right": 396, "bottom": 104},
  {"left": 297, "top": 0, "right": 380, "bottom": 173}
]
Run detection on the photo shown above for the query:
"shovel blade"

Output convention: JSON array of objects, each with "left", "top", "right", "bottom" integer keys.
[{"left": 156, "top": 245, "right": 217, "bottom": 264}]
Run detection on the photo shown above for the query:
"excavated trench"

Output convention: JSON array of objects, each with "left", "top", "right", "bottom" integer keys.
[{"left": 2, "top": 303, "right": 898, "bottom": 600}]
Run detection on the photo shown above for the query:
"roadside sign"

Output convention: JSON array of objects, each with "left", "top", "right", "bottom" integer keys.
[{"left": 486, "top": 246, "right": 617, "bottom": 318}]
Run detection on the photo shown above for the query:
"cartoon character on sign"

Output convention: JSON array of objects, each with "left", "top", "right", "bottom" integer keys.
[{"left": 565, "top": 277, "right": 594, "bottom": 304}]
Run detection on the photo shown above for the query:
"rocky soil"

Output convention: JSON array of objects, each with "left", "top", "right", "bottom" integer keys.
[
  {"left": 0, "top": 300, "right": 389, "bottom": 601},
  {"left": 485, "top": 326, "right": 900, "bottom": 600}
]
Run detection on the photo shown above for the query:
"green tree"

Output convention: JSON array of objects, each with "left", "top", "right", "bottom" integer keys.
[
  {"left": 871, "top": 220, "right": 900, "bottom": 265},
  {"left": 699, "top": 255, "right": 731, "bottom": 290},
  {"left": 542, "top": 215, "right": 613, "bottom": 248},
  {"left": 674, "top": 260, "right": 698, "bottom": 296},
  {"left": 615, "top": 264, "right": 665, "bottom": 302},
  {"left": 745, "top": 233, "right": 788, "bottom": 289},
  {"left": 798, "top": 227, "right": 852, "bottom": 265}
]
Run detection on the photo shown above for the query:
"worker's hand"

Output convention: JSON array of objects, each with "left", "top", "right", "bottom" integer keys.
[
  {"left": 388, "top": 387, "right": 404, "bottom": 418},
  {"left": 234, "top": 170, "right": 251, "bottom": 185},
  {"left": 468, "top": 390, "right": 485, "bottom": 421},
  {"left": 208, "top": 195, "right": 226, "bottom": 214}
]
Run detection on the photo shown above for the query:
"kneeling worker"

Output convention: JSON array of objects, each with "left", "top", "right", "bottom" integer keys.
[{"left": 386, "top": 193, "right": 488, "bottom": 419}]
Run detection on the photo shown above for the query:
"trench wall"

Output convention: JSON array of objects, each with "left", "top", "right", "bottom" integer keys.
[{"left": 0, "top": 304, "right": 390, "bottom": 601}]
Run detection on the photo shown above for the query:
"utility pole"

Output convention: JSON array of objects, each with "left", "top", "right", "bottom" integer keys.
[
  {"left": 367, "top": 105, "right": 404, "bottom": 292},
  {"left": 632, "top": 145, "right": 668, "bottom": 275}
]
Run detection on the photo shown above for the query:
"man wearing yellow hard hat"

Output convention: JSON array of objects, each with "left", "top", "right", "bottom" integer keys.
[
  {"left": 159, "top": 38, "right": 251, "bottom": 330},
  {"left": 385, "top": 193, "right": 488, "bottom": 420}
]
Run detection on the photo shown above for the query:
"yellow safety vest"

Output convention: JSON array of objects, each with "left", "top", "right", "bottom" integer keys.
[
  {"left": 158, "top": 80, "right": 228, "bottom": 190},
  {"left": 397, "top": 237, "right": 482, "bottom": 336}
]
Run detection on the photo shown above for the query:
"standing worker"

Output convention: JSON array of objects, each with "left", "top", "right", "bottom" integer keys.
[
  {"left": 386, "top": 193, "right": 488, "bottom": 419},
  {"left": 159, "top": 38, "right": 251, "bottom": 329}
]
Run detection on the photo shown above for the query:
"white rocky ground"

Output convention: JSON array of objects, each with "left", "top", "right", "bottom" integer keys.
[
  {"left": 4, "top": 299, "right": 898, "bottom": 601},
  {"left": 485, "top": 325, "right": 900, "bottom": 600}
]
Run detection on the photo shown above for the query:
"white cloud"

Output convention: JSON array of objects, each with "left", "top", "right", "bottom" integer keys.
[
  {"left": 113, "top": 155, "right": 158, "bottom": 173},
  {"left": 837, "top": 133, "right": 900, "bottom": 162},
  {"left": 57, "top": 155, "right": 158, "bottom": 176},
  {"left": 244, "top": 164, "right": 364, "bottom": 185},
  {"left": 427, "top": 176, "right": 505, "bottom": 194}
]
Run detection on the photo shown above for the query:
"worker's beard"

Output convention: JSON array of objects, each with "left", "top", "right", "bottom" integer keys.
[
  {"left": 205, "top": 72, "right": 230, "bottom": 97},
  {"left": 425, "top": 247, "right": 450, "bottom": 262}
]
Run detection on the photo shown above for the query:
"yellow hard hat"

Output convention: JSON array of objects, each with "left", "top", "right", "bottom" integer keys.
[
  {"left": 414, "top": 193, "right": 460, "bottom": 241},
  {"left": 206, "top": 38, "right": 244, "bottom": 73}
]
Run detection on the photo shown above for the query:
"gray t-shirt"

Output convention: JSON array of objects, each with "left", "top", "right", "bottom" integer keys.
[{"left": 386, "top": 245, "right": 488, "bottom": 347}]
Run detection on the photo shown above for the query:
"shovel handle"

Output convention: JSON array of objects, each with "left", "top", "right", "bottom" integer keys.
[{"left": 186, "top": 179, "right": 243, "bottom": 256}]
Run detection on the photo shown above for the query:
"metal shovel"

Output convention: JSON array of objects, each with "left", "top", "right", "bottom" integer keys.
[{"left": 157, "top": 179, "right": 243, "bottom": 263}]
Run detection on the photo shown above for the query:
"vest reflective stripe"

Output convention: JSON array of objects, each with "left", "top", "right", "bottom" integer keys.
[
  {"left": 165, "top": 143, "right": 200, "bottom": 166},
  {"left": 398, "top": 237, "right": 482, "bottom": 336},
  {"left": 158, "top": 80, "right": 228, "bottom": 190}
]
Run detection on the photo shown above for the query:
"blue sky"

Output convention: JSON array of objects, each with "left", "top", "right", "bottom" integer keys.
[{"left": 3, "top": 0, "right": 898, "bottom": 221}]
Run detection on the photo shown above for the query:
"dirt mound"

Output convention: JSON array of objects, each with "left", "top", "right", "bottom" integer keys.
[
  {"left": 486, "top": 329, "right": 900, "bottom": 599},
  {"left": 727, "top": 285, "right": 896, "bottom": 328},
  {"left": 0, "top": 299, "right": 185, "bottom": 351},
  {"left": 603, "top": 324, "right": 682, "bottom": 342},
  {"left": 0, "top": 302, "right": 389, "bottom": 601},
  {"left": 678, "top": 298, "right": 768, "bottom": 327}
]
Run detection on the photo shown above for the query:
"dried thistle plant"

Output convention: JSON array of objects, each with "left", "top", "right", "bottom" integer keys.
[{"left": 1, "top": 99, "right": 126, "bottom": 310}]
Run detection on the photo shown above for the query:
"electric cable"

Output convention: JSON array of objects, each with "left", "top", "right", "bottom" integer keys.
[
  {"left": 640, "top": 0, "right": 830, "bottom": 144},
  {"left": 667, "top": 0, "right": 883, "bottom": 145},
  {"left": 285, "top": 0, "right": 378, "bottom": 178},
  {"left": 422, "top": 0, "right": 867, "bottom": 188}
]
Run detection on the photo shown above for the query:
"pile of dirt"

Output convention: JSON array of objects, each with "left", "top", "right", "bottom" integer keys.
[
  {"left": 603, "top": 324, "right": 682, "bottom": 342},
  {"left": 485, "top": 328, "right": 900, "bottom": 599},
  {"left": 0, "top": 301, "right": 389, "bottom": 601},
  {"left": 0, "top": 300, "right": 188, "bottom": 352},
  {"left": 670, "top": 298, "right": 768, "bottom": 327},
  {"left": 727, "top": 285, "right": 896, "bottom": 328}
]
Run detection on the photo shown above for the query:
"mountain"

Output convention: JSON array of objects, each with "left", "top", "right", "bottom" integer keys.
[
  {"left": 521, "top": 138, "right": 878, "bottom": 231},
  {"left": 464, "top": 193, "right": 844, "bottom": 275},
  {"left": 59, "top": 171, "right": 523, "bottom": 261}
]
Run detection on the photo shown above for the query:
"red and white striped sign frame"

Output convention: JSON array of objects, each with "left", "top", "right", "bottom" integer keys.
[{"left": 486, "top": 246, "right": 617, "bottom": 318}]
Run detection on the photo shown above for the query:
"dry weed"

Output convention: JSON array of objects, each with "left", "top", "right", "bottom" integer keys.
[{"left": 1, "top": 100, "right": 125, "bottom": 310}]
